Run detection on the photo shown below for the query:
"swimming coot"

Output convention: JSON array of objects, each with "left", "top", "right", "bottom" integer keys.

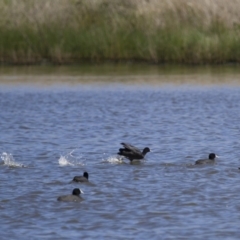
[
  {"left": 195, "top": 153, "right": 217, "bottom": 165},
  {"left": 57, "top": 188, "right": 83, "bottom": 202},
  {"left": 72, "top": 172, "right": 89, "bottom": 183},
  {"left": 117, "top": 143, "right": 150, "bottom": 161}
]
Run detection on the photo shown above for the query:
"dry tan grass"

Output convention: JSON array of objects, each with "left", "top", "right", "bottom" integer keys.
[{"left": 1, "top": 0, "right": 240, "bottom": 28}]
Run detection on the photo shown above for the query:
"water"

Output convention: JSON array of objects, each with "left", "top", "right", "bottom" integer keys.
[{"left": 1, "top": 66, "right": 240, "bottom": 239}]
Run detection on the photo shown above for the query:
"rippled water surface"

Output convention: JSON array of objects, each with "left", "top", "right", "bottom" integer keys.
[{"left": 1, "top": 65, "right": 240, "bottom": 239}]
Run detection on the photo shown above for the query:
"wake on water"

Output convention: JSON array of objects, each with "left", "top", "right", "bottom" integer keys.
[
  {"left": 1, "top": 150, "right": 127, "bottom": 168},
  {"left": 1, "top": 152, "right": 26, "bottom": 167},
  {"left": 58, "top": 148, "right": 124, "bottom": 166},
  {"left": 102, "top": 155, "right": 125, "bottom": 164}
]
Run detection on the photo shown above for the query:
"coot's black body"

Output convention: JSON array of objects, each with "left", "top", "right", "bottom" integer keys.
[
  {"left": 72, "top": 172, "right": 89, "bottom": 183},
  {"left": 195, "top": 153, "right": 217, "bottom": 165},
  {"left": 118, "top": 143, "right": 150, "bottom": 161},
  {"left": 57, "top": 188, "right": 83, "bottom": 202}
]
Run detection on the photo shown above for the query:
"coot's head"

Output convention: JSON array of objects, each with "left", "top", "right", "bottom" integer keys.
[
  {"left": 72, "top": 188, "right": 83, "bottom": 196},
  {"left": 83, "top": 172, "right": 89, "bottom": 179},
  {"left": 209, "top": 153, "right": 216, "bottom": 160},
  {"left": 143, "top": 147, "right": 150, "bottom": 155}
]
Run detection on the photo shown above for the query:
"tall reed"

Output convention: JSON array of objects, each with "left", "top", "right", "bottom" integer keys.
[{"left": 1, "top": 0, "right": 240, "bottom": 64}]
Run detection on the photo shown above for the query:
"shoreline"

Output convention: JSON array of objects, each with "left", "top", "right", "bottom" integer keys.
[
  {"left": 1, "top": 63, "right": 240, "bottom": 87},
  {"left": 1, "top": 60, "right": 240, "bottom": 67}
]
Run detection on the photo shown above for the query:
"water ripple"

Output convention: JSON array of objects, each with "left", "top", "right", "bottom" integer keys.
[{"left": 1, "top": 84, "right": 240, "bottom": 239}]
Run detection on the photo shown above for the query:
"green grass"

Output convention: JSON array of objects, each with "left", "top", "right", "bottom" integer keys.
[{"left": 1, "top": 0, "right": 240, "bottom": 64}]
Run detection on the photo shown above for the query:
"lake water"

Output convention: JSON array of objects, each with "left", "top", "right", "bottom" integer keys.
[{"left": 1, "top": 65, "right": 240, "bottom": 239}]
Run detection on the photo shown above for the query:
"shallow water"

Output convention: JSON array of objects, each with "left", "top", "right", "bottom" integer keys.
[{"left": 1, "top": 65, "right": 240, "bottom": 239}]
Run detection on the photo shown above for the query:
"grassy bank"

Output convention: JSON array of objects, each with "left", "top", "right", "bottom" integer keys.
[{"left": 1, "top": 0, "right": 240, "bottom": 64}]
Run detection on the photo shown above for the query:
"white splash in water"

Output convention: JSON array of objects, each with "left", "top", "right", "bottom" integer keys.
[
  {"left": 102, "top": 155, "right": 124, "bottom": 164},
  {"left": 58, "top": 155, "right": 75, "bottom": 166},
  {"left": 58, "top": 149, "right": 85, "bottom": 166},
  {"left": 1, "top": 152, "right": 25, "bottom": 167}
]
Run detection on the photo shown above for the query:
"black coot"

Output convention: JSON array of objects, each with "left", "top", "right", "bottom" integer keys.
[
  {"left": 72, "top": 172, "right": 89, "bottom": 183},
  {"left": 195, "top": 153, "right": 217, "bottom": 165},
  {"left": 57, "top": 188, "right": 83, "bottom": 202},
  {"left": 118, "top": 143, "right": 150, "bottom": 161}
]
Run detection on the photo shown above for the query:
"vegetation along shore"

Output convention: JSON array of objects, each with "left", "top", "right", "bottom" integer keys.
[{"left": 1, "top": 0, "right": 240, "bottom": 65}]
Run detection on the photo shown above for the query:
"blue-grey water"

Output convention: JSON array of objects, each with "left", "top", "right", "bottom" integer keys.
[{"left": 1, "top": 66, "right": 240, "bottom": 239}]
